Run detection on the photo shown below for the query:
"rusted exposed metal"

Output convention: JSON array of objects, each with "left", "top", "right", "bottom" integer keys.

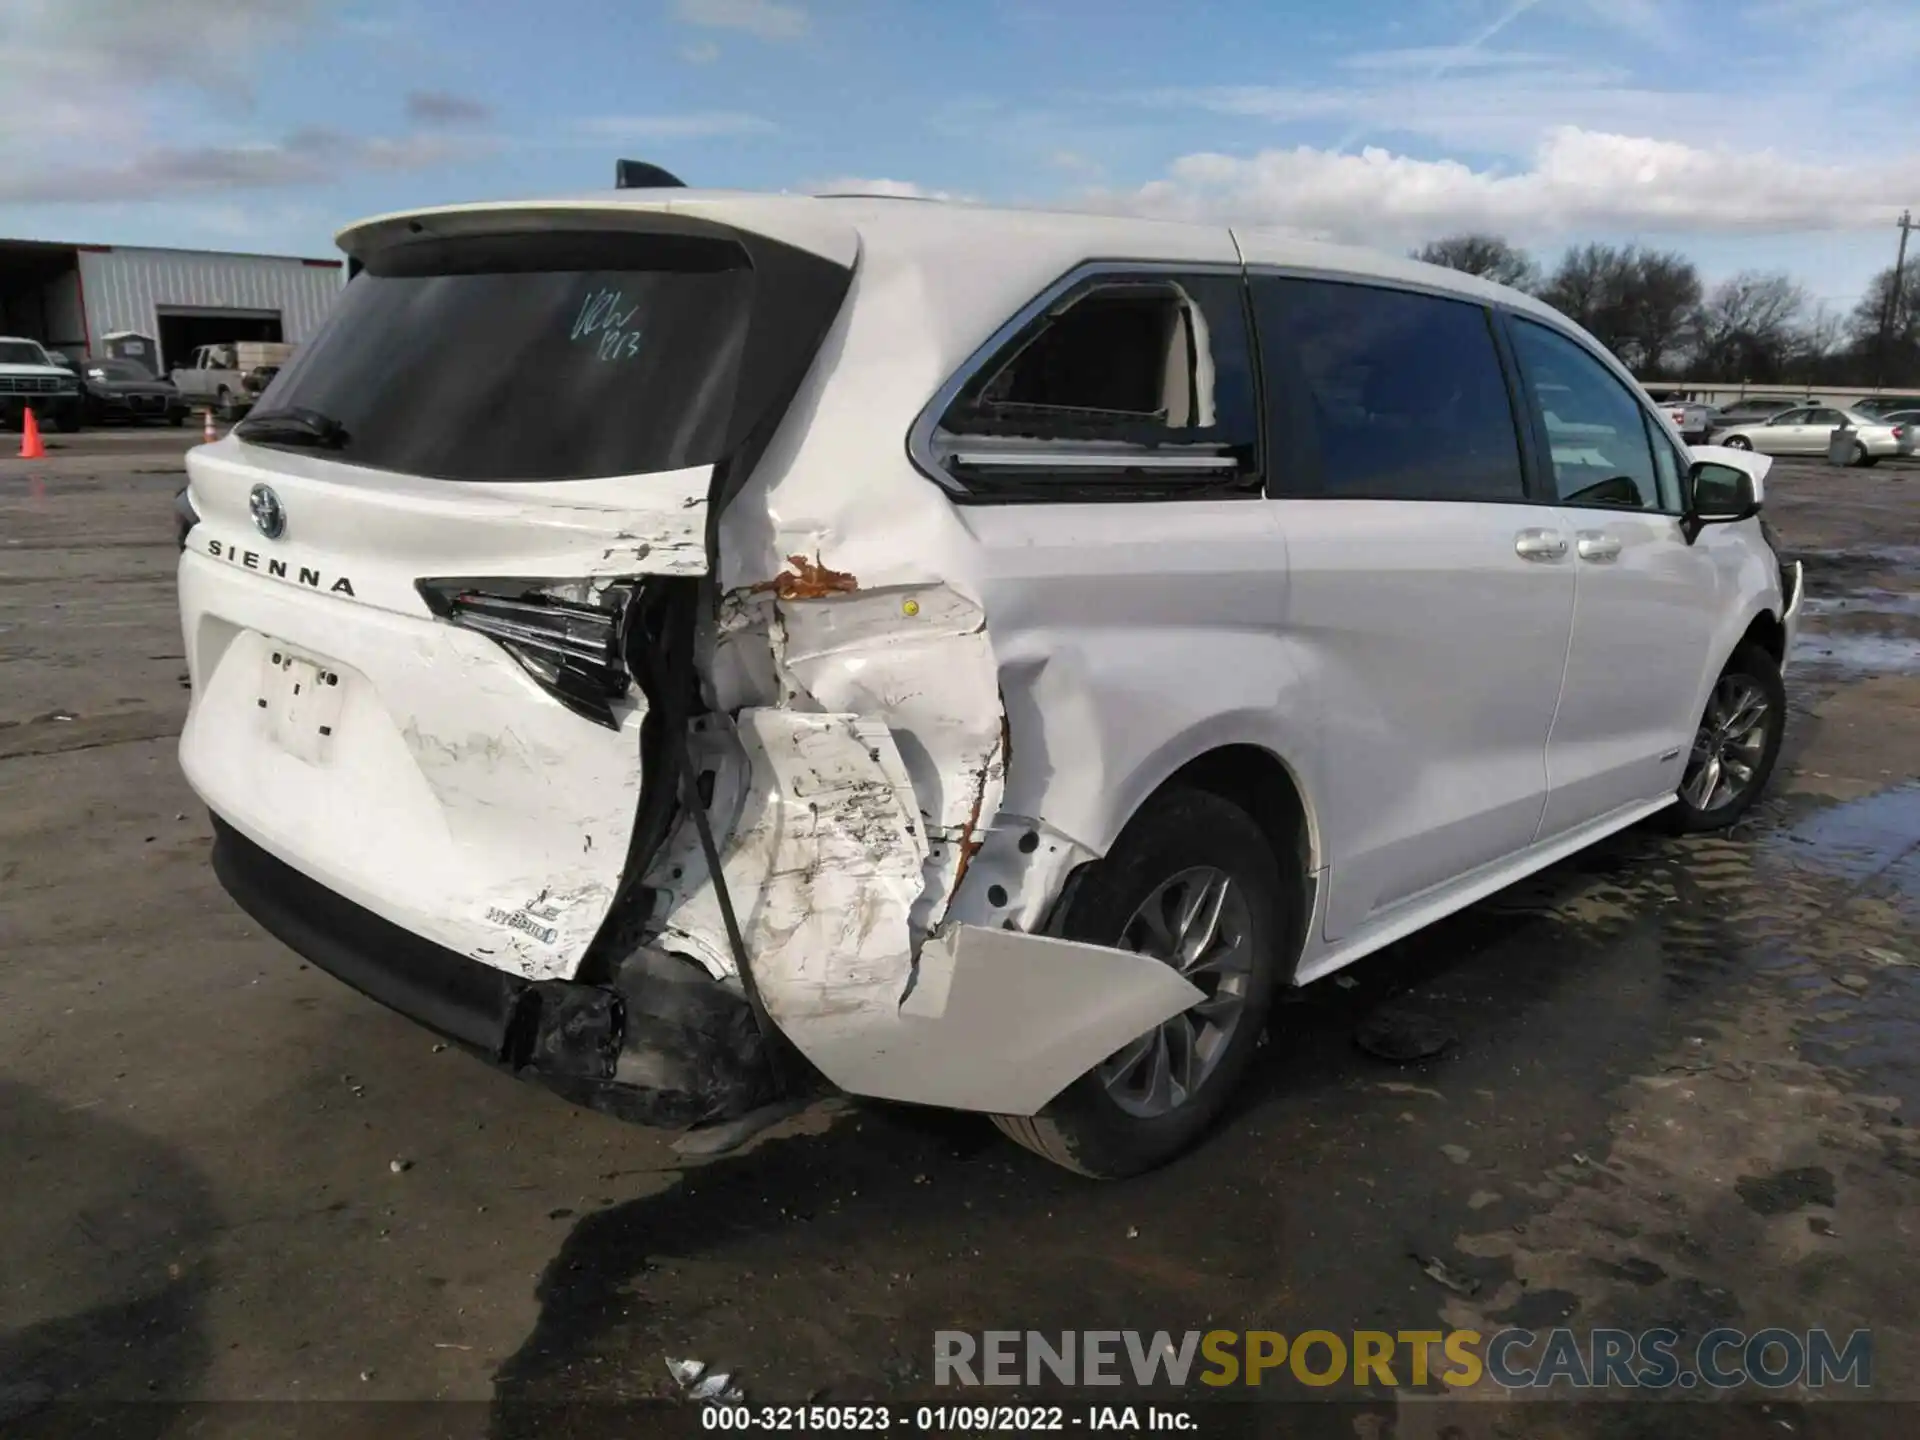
[{"left": 754, "top": 553, "right": 859, "bottom": 601}]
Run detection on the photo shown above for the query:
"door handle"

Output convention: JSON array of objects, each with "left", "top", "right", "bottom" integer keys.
[
  {"left": 1575, "top": 531, "right": 1622, "bottom": 563},
  {"left": 1514, "top": 528, "right": 1568, "bottom": 562}
]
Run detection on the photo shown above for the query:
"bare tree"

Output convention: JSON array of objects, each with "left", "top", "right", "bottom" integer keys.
[
  {"left": 1623, "top": 249, "right": 1703, "bottom": 377},
  {"left": 1411, "top": 234, "right": 1539, "bottom": 291},
  {"left": 1693, "top": 271, "right": 1809, "bottom": 380},
  {"left": 1539, "top": 244, "right": 1700, "bottom": 375},
  {"left": 1848, "top": 262, "right": 1920, "bottom": 379}
]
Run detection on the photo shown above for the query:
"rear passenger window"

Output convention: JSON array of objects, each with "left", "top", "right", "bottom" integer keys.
[
  {"left": 921, "top": 271, "right": 1260, "bottom": 501},
  {"left": 1508, "top": 320, "right": 1664, "bottom": 512},
  {"left": 1252, "top": 277, "right": 1525, "bottom": 501}
]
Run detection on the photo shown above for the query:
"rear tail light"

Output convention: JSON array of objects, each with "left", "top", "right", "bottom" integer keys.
[{"left": 417, "top": 577, "right": 633, "bottom": 728}]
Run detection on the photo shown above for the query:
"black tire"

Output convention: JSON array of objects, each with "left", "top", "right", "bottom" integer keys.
[
  {"left": 990, "top": 787, "right": 1291, "bottom": 1178},
  {"left": 1662, "top": 643, "right": 1785, "bottom": 834},
  {"left": 49, "top": 406, "right": 79, "bottom": 434},
  {"left": 169, "top": 411, "right": 186, "bottom": 428},
  {"left": 1723, "top": 435, "right": 1753, "bottom": 451}
]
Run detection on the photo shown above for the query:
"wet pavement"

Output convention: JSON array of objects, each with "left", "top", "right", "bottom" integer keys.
[{"left": 1, "top": 436, "right": 1916, "bottom": 1438}]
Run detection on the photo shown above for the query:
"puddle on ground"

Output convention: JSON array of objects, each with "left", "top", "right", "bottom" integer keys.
[
  {"left": 1799, "top": 588, "right": 1920, "bottom": 620},
  {"left": 1767, "top": 782, "right": 1920, "bottom": 897},
  {"left": 1788, "top": 560, "right": 1920, "bottom": 675},
  {"left": 1792, "top": 630, "right": 1920, "bottom": 674}
]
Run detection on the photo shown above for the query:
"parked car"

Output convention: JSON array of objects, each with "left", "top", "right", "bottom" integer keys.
[
  {"left": 176, "top": 189, "right": 1802, "bottom": 1177},
  {"left": 1716, "top": 405, "right": 1910, "bottom": 465},
  {"left": 1643, "top": 389, "right": 1718, "bottom": 445},
  {"left": 1851, "top": 395, "right": 1920, "bottom": 420},
  {"left": 78, "top": 356, "right": 191, "bottom": 426},
  {"left": 170, "top": 341, "right": 293, "bottom": 419},
  {"left": 1708, "top": 397, "right": 1806, "bottom": 432},
  {"left": 0, "top": 335, "right": 83, "bottom": 432}
]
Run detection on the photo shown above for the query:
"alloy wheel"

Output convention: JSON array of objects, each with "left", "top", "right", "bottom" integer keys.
[
  {"left": 1681, "top": 674, "right": 1771, "bottom": 812},
  {"left": 1097, "top": 866, "right": 1254, "bottom": 1118}
]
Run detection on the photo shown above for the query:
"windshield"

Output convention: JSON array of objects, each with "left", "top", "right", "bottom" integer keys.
[
  {"left": 0, "top": 341, "right": 51, "bottom": 367},
  {"left": 255, "top": 231, "right": 759, "bottom": 482}
]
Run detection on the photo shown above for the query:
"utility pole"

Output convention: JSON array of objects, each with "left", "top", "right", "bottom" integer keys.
[{"left": 1876, "top": 208, "right": 1914, "bottom": 390}]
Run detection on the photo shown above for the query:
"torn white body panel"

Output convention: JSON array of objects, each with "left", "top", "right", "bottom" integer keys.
[
  {"left": 646, "top": 708, "right": 1200, "bottom": 1114},
  {"left": 177, "top": 444, "right": 717, "bottom": 981}
]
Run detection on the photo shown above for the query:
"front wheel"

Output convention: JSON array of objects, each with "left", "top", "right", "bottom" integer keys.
[
  {"left": 991, "top": 787, "right": 1290, "bottom": 1177},
  {"left": 1723, "top": 434, "right": 1753, "bottom": 451},
  {"left": 1664, "top": 644, "right": 1785, "bottom": 833}
]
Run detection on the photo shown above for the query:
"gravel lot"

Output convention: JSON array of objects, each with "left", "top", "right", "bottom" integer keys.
[{"left": 2, "top": 430, "right": 1917, "bottom": 1438}]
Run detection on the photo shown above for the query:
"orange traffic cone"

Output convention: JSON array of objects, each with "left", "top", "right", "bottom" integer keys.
[
  {"left": 17, "top": 407, "right": 45, "bottom": 460},
  {"left": 202, "top": 408, "right": 217, "bottom": 443}
]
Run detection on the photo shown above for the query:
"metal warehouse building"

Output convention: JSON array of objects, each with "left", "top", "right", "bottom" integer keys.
[{"left": 0, "top": 238, "right": 344, "bottom": 372}]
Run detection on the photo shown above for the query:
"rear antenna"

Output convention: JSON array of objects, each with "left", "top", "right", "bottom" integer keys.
[{"left": 615, "top": 159, "right": 687, "bottom": 190}]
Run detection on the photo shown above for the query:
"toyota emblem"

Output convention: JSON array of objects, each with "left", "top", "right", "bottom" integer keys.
[{"left": 249, "top": 484, "right": 286, "bottom": 540}]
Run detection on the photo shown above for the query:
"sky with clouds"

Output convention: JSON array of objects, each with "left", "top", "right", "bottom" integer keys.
[{"left": 1, "top": 0, "right": 1915, "bottom": 306}]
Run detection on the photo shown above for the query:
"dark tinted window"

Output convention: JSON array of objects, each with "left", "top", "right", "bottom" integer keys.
[
  {"left": 1806, "top": 407, "right": 1845, "bottom": 426},
  {"left": 1508, "top": 319, "right": 1660, "bottom": 511},
  {"left": 253, "top": 232, "right": 756, "bottom": 482},
  {"left": 1252, "top": 277, "right": 1524, "bottom": 501}
]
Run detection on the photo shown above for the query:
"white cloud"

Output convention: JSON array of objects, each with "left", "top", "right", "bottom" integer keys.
[
  {"left": 0, "top": 0, "right": 485, "bottom": 203},
  {"left": 672, "top": 0, "right": 808, "bottom": 42},
  {"left": 1339, "top": 46, "right": 1561, "bottom": 72},
  {"left": 812, "top": 177, "right": 964, "bottom": 200},
  {"left": 577, "top": 112, "right": 776, "bottom": 140},
  {"left": 0, "top": 129, "right": 486, "bottom": 204},
  {"left": 1079, "top": 128, "right": 1919, "bottom": 247},
  {"left": 680, "top": 40, "right": 723, "bottom": 64},
  {"left": 405, "top": 89, "right": 491, "bottom": 126}
]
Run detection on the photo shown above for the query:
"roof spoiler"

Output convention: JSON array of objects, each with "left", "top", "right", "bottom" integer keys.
[{"left": 615, "top": 159, "right": 687, "bottom": 190}]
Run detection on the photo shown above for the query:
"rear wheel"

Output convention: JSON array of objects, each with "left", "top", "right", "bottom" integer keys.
[
  {"left": 990, "top": 787, "right": 1290, "bottom": 1177},
  {"left": 1664, "top": 644, "right": 1785, "bottom": 833},
  {"left": 1724, "top": 434, "right": 1753, "bottom": 451}
]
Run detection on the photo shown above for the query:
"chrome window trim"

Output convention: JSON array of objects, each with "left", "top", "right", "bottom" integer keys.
[
  {"left": 905, "top": 259, "right": 1248, "bottom": 499},
  {"left": 945, "top": 449, "right": 1239, "bottom": 472}
]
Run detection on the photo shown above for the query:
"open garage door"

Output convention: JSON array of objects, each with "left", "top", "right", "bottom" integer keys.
[
  {"left": 157, "top": 308, "right": 283, "bottom": 374},
  {"left": 0, "top": 240, "right": 85, "bottom": 358}
]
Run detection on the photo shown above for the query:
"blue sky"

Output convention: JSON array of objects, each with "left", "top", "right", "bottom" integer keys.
[{"left": 2, "top": 0, "right": 1916, "bottom": 311}]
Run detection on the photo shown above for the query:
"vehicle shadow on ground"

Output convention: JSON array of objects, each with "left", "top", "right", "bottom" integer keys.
[
  {"left": 488, "top": 797, "right": 1828, "bottom": 1427},
  {"left": 0, "top": 1080, "right": 219, "bottom": 1439}
]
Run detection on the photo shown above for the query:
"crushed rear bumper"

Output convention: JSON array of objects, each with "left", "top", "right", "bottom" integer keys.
[{"left": 209, "top": 816, "right": 777, "bottom": 1127}]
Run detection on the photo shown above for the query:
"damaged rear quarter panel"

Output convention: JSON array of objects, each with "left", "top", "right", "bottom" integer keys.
[{"left": 642, "top": 214, "right": 1324, "bottom": 1111}]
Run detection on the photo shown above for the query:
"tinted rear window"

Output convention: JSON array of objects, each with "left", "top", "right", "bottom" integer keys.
[
  {"left": 1253, "top": 276, "right": 1525, "bottom": 501},
  {"left": 253, "top": 232, "right": 756, "bottom": 481}
]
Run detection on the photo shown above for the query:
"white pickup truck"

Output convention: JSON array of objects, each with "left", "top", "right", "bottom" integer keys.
[{"left": 170, "top": 342, "right": 293, "bottom": 419}]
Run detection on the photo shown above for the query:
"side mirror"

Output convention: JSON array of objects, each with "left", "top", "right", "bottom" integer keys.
[{"left": 1683, "top": 461, "right": 1759, "bottom": 543}]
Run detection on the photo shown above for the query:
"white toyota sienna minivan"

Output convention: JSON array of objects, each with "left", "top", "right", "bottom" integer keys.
[{"left": 176, "top": 184, "right": 1804, "bottom": 1176}]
